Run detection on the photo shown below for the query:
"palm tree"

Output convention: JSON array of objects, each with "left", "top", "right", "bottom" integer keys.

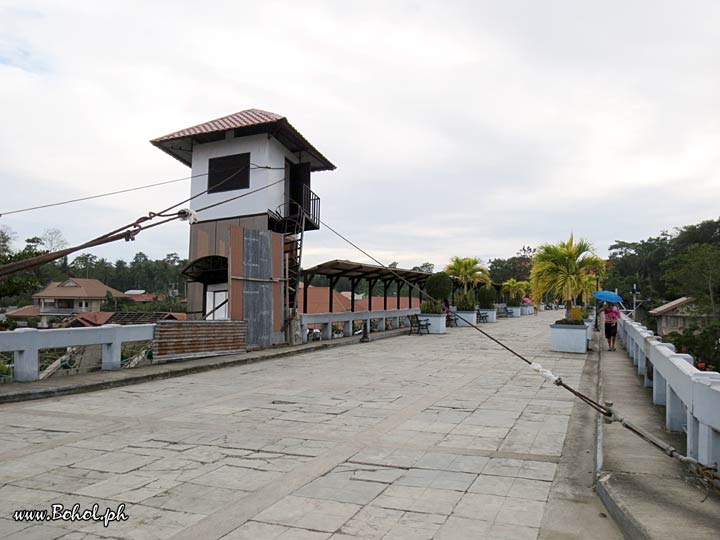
[
  {"left": 445, "top": 256, "right": 491, "bottom": 292},
  {"left": 501, "top": 278, "right": 527, "bottom": 301},
  {"left": 530, "top": 234, "right": 605, "bottom": 320}
]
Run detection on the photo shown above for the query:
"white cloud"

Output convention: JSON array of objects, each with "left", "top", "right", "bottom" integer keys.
[{"left": 1, "top": 0, "right": 719, "bottom": 271}]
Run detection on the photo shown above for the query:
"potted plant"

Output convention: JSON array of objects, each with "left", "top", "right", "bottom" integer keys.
[
  {"left": 477, "top": 286, "right": 497, "bottom": 322},
  {"left": 454, "top": 290, "right": 477, "bottom": 327},
  {"left": 506, "top": 297, "right": 523, "bottom": 317},
  {"left": 501, "top": 279, "right": 526, "bottom": 316},
  {"left": 421, "top": 272, "right": 453, "bottom": 334},
  {"left": 531, "top": 234, "right": 605, "bottom": 353}
]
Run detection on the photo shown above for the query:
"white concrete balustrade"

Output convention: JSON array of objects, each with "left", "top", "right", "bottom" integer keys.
[
  {"left": 617, "top": 314, "right": 720, "bottom": 467},
  {"left": 300, "top": 308, "right": 420, "bottom": 342},
  {"left": 0, "top": 324, "right": 155, "bottom": 382}
]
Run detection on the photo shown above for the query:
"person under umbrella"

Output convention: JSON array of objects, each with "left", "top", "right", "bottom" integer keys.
[{"left": 602, "top": 302, "right": 621, "bottom": 351}]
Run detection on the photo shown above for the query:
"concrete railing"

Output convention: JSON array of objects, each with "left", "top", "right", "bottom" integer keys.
[
  {"left": 300, "top": 308, "right": 420, "bottom": 342},
  {"left": 617, "top": 314, "right": 720, "bottom": 467},
  {"left": 0, "top": 324, "right": 155, "bottom": 382}
]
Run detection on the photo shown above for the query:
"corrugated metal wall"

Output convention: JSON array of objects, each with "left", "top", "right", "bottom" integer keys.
[
  {"left": 243, "top": 230, "right": 274, "bottom": 348},
  {"left": 153, "top": 320, "right": 247, "bottom": 360}
]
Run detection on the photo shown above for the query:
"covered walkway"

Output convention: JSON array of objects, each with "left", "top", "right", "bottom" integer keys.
[{"left": 301, "top": 260, "right": 429, "bottom": 314}]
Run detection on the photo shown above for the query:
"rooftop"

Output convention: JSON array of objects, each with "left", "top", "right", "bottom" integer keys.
[
  {"left": 150, "top": 108, "right": 336, "bottom": 172},
  {"left": 648, "top": 296, "right": 694, "bottom": 316},
  {"left": 32, "top": 278, "right": 127, "bottom": 300}
]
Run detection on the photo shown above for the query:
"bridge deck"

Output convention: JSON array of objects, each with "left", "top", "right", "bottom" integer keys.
[{"left": 0, "top": 311, "right": 620, "bottom": 539}]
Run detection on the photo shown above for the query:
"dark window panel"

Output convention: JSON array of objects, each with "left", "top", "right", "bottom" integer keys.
[{"left": 207, "top": 152, "right": 250, "bottom": 193}]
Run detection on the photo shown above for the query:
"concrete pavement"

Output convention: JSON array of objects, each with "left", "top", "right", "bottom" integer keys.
[
  {"left": 0, "top": 311, "right": 620, "bottom": 539},
  {"left": 598, "top": 344, "right": 720, "bottom": 539}
]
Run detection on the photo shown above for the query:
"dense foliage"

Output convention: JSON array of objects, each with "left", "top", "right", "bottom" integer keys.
[
  {"left": 424, "top": 271, "right": 453, "bottom": 301},
  {"left": 489, "top": 246, "right": 534, "bottom": 283},
  {"left": 664, "top": 321, "right": 720, "bottom": 370},
  {"left": 604, "top": 218, "right": 720, "bottom": 313},
  {"left": 530, "top": 234, "right": 605, "bottom": 320},
  {"left": 476, "top": 286, "right": 497, "bottom": 309},
  {"left": 454, "top": 290, "right": 476, "bottom": 311},
  {"left": 0, "top": 227, "right": 187, "bottom": 307},
  {"left": 445, "top": 256, "right": 491, "bottom": 292}
]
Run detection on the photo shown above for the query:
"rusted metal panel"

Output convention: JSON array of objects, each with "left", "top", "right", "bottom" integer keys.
[
  {"left": 272, "top": 232, "right": 284, "bottom": 332},
  {"left": 229, "top": 225, "right": 244, "bottom": 320},
  {"left": 215, "top": 219, "right": 235, "bottom": 258},
  {"left": 152, "top": 320, "right": 246, "bottom": 359},
  {"left": 243, "top": 230, "right": 273, "bottom": 349},
  {"left": 190, "top": 222, "right": 214, "bottom": 259},
  {"left": 186, "top": 282, "right": 204, "bottom": 320}
]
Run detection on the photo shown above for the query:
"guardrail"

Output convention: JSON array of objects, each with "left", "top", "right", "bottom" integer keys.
[
  {"left": 617, "top": 314, "right": 720, "bottom": 467},
  {"left": 300, "top": 308, "right": 420, "bottom": 342},
  {"left": 0, "top": 324, "right": 155, "bottom": 382}
]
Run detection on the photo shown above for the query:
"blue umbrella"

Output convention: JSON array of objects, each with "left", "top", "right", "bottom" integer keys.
[{"left": 593, "top": 290, "right": 623, "bottom": 303}]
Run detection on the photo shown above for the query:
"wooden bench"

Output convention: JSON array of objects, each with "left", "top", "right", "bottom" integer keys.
[
  {"left": 477, "top": 311, "right": 489, "bottom": 323},
  {"left": 409, "top": 314, "right": 431, "bottom": 335}
]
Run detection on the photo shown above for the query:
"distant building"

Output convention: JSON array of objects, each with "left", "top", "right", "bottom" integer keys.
[
  {"left": 649, "top": 297, "right": 714, "bottom": 337},
  {"left": 152, "top": 109, "right": 335, "bottom": 348},
  {"left": 124, "top": 290, "right": 162, "bottom": 303},
  {"left": 6, "top": 278, "right": 127, "bottom": 327}
]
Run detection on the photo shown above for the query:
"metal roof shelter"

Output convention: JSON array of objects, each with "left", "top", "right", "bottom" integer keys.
[
  {"left": 301, "top": 259, "right": 431, "bottom": 314},
  {"left": 150, "top": 108, "right": 336, "bottom": 172}
]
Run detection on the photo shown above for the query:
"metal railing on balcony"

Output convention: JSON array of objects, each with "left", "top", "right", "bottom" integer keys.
[
  {"left": 39, "top": 307, "right": 77, "bottom": 315},
  {"left": 302, "top": 184, "right": 320, "bottom": 226}
]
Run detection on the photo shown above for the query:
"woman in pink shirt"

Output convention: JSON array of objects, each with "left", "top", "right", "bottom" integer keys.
[{"left": 603, "top": 302, "right": 621, "bottom": 351}]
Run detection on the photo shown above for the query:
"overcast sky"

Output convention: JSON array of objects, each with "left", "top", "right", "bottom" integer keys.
[{"left": 2, "top": 1, "right": 719, "bottom": 271}]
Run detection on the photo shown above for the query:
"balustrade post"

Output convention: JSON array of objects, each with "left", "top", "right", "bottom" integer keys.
[
  {"left": 101, "top": 325, "right": 123, "bottom": 371},
  {"left": 13, "top": 328, "right": 39, "bottom": 382}
]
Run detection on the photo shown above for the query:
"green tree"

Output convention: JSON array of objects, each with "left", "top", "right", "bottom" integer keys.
[
  {"left": 412, "top": 262, "right": 434, "bottom": 274},
  {"left": 500, "top": 278, "right": 527, "bottom": 301},
  {"left": 662, "top": 244, "right": 720, "bottom": 315},
  {"left": 0, "top": 225, "right": 14, "bottom": 257},
  {"left": 40, "top": 228, "right": 68, "bottom": 253},
  {"left": 530, "top": 234, "right": 605, "bottom": 320},
  {"left": 445, "top": 257, "right": 491, "bottom": 292},
  {"left": 0, "top": 236, "right": 48, "bottom": 303},
  {"left": 71, "top": 253, "right": 99, "bottom": 278}
]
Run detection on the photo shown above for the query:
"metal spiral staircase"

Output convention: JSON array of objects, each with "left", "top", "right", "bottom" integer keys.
[{"left": 267, "top": 185, "right": 320, "bottom": 323}]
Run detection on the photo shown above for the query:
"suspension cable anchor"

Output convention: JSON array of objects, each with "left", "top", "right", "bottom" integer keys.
[{"left": 604, "top": 400, "right": 616, "bottom": 423}]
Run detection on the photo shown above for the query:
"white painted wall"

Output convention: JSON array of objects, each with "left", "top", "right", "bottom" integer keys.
[{"left": 189, "top": 134, "right": 301, "bottom": 222}]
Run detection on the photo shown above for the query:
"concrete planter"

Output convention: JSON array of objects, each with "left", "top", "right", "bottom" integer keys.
[
  {"left": 478, "top": 308, "right": 497, "bottom": 322},
  {"left": 520, "top": 306, "right": 532, "bottom": 315},
  {"left": 551, "top": 323, "right": 588, "bottom": 353},
  {"left": 455, "top": 311, "right": 476, "bottom": 327},
  {"left": 421, "top": 313, "right": 446, "bottom": 334},
  {"left": 507, "top": 306, "right": 522, "bottom": 318}
]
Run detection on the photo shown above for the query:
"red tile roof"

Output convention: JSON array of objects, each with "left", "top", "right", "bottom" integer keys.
[
  {"left": 298, "top": 286, "right": 351, "bottom": 314},
  {"left": 32, "top": 279, "right": 127, "bottom": 300},
  {"left": 298, "top": 287, "right": 419, "bottom": 313},
  {"left": 69, "top": 312, "right": 115, "bottom": 327},
  {"left": 126, "top": 293, "right": 160, "bottom": 302},
  {"left": 150, "top": 109, "right": 335, "bottom": 172},
  {"left": 5, "top": 305, "right": 41, "bottom": 319},
  {"left": 152, "top": 109, "right": 283, "bottom": 141},
  {"left": 354, "top": 296, "right": 420, "bottom": 311}
]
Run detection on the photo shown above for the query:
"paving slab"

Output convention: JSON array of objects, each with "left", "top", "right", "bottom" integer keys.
[{"left": 0, "top": 311, "right": 622, "bottom": 539}]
